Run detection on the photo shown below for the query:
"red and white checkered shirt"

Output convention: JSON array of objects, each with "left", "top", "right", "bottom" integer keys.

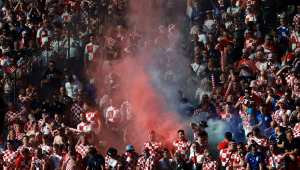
[
  {"left": 122, "top": 152, "right": 139, "bottom": 169},
  {"left": 237, "top": 58, "right": 256, "bottom": 77},
  {"left": 36, "top": 27, "right": 53, "bottom": 47},
  {"left": 168, "top": 23, "right": 178, "bottom": 39},
  {"left": 121, "top": 101, "right": 132, "bottom": 120},
  {"left": 16, "top": 155, "right": 32, "bottom": 170},
  {"left": 202, "top": 160, "right": 219, "bottom": 170},
  {"left": 16, "top": 132, "right": 25, "bottom": 141},
  {"left": 86, "top": 17, "right": 99, "bottom": 34},
  {"left": 31, "top": 154, "right": 49, "bottom": 168},
  {"left": 106, "top": 106, "right": 122, "bottom": 123},
  {"left": 210, "top": 92, "right": 225, "bottom": 107},
  {"left": 173, "top": 139, "right": 192, "bottom": 161},
  {"left": 137, "top": 155, "right": 155, "bottom": 170},
  {"left": 38, "top": 144, "right": 53, "bottom": 155},
  {"left": 294, "top": 123, "right": 300, "bottom": 138},
  {"left": 218, "top": 111, "right": 236, "bottom": 128},
  {"left": 76, "top": 121, "right": 93, "bottom": 142},
  {"left": 86, "top": 110, "right": 101, "bottom": 129},
  {"left": 41, "top": 50, "right": 57, "bottom": 66},
  {"left": 105, "top": 37, "right": 118, "bottom": 54},
  {"left": 67, "top": 0, "right": 79, "bottom": 12},
  {"left": 247, "top": 136, "right": 268, "bottom": 147},
  {"left": 189, "top": 152, "right": 205, "bottom": 170},
  {"left": 193, "top": 108, "right": 213, "bottom": 122},
  {"left": 233, "top": 153, "right": 247, "bottom": 170},
  {"left": 71, "top": 102, "right": 85, "bottom": 125},
  {"left": 251, "top": 90, "right": 267, "bottom": 100},
  {"left": 3, "top": 150, "right": 20, "bottom": 170},
  {"left": 219, "top": 149, "right": 238, "bottom": 170},
  {"left": 268, "top": 153, "right": 284, "bottom": 169},
  {"left": 63, "top": 152, "right": 82, "bottom": 170},
  {"left": 274, "top": 109, "right": 290, "bottom": 124},
  {"left": 5, "top": 109, "right": 27, "bottom": 130},
  {"left": 17, "top": 145, "right": 35, "bottom": 156},
  {"left": 17, "top": 92, "right": 33, "bottom": 113},
  {"left": 84, "top": 43, "right": 100, "bottom": 61},
  {"left": 290, "top": 30, "right": 300, "bottom": 51},
  {"left": 49, "top": 153, "right": 65, "bottom": 169},
  {"left": 203, "top": 19, "right": 219, "bottom": 34},
  {"left": 38, "top": 118, "right": 55, "bottom": 136},
  {"left": 244, "top": 37, "right": 261, "bottom": 54},
  {"left": 293, "top": 14, "right": 300, "bottom": 26},
  {"left": 105, "top": 155, "right": 123, "bottom": 169},
  {"left": 143, "top": 141, "right": 162, "bottom": 164},
  {"left": 61, "top": 11, "right": 75, "bottom": 21},
  {"left": 76, "top": 143, "right": 96, "bottom": 158},
  {"left": 24, "top": 121, "right": 33, "bottom": 132},
  {"left": 245, "top": 13, "right": 256, "bottom": 24}
]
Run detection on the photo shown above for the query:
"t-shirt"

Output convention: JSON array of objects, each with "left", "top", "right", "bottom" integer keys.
[
  {"left": 65, "top": 80, "right": 83, "bottom": 102},
  {"left": 277, "top": 133, "right": 286, "bottom": 153},
  {"left": 284, "top": 139, "right": 300, "bottom": 156},
  {"left": 87, "top": 154, "right": 105, "bottom": 170},
  {"left": 256, "top": 113, "right": 272, "bottom": 131},
  {"left": 41, "top": 68, "right": 64, "bottom": 89},
  {"left": 246, "top": 152, "right": 264, "bottom": 170}
]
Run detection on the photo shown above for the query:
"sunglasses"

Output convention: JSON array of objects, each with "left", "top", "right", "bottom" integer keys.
[
  {"left": 266, "top": 39, "right": 272, "bottom": 40},
  {"left": 203, "top": 53, "right": 207, "bottom": 54},
  {"left": 205, "top": 154, "right": 212, "bottom": 157},
  {"left": 50, "top": 65, "right": 55, "bottom": 67},
  {"left": 64, "top": 70, "right": 68, "bottom": 72},
  {"left": 44, "top": 22, "right": 49, "bottom": 23}
]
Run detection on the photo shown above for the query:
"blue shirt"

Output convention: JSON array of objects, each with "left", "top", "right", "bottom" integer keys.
[
  {"left": 278, "top": 26, "right": 291, "bottom": 46},
  {"left": 87, "top": 154, "right": 105, "bottom": 170},
  {"left": 246, "top": 152, "right": 264, "bottom": 170},
  {"left": 256, "top": 112, "right": 272, "bottom": 131},
  {"left": 190, "top": 10, "right": 206, "bottom": 24},
  {"left": 212, "top": 7, "right": 226, "bottom": 22},
  {"left": 270, "top": 95, "right": 281, "bottom": 113},
  {"left": 16, "top": 26, "right": 32, "bottom": 41}
]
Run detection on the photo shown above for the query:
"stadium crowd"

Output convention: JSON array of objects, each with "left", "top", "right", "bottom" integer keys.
[{"left": 1, "top": 0, "right": 300, "bottom": 169}]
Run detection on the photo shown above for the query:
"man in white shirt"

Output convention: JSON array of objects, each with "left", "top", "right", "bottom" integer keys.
[
  {"left": 191, "top": 54, "right": 207, "bottom": 77},
  {"left": 65, "top": 75, "right": 83, "bottom": 102}
]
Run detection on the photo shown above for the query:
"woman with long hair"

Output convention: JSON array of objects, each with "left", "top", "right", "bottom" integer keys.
[{"left": 202, "top": 150, "right": 218, "bottom": 170}]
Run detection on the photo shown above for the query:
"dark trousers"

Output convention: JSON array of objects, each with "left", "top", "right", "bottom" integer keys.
[{"left": 284, "top": 155, "right": 297, "bottom": 170}]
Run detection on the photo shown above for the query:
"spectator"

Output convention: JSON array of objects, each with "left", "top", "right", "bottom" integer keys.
[
  {"left": 62, "top": 144, "right": 82, "bottom": 170},
  {"left": 283, "top": 131, "right": 300, "bottom": 170},
  {"left": 65, "top": 75, "right": 83, "bottom": 102},
  {"left": 246, "top": 144, "right": 264, "bottom": 170},
  {"left": 87, "top": 147, "right": 105, "bottom": 170}
]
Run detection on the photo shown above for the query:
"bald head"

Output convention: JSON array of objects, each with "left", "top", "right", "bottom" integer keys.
[{"left": 270, "top": 121, "right": 278, "bottom": 129}]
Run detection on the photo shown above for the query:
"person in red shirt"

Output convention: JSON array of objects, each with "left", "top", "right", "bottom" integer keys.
[
  {"left": 16, "top": 148, "right": 32, "bottom": 170},
  {"left": 218, "top": 29, "right": 234, "bottom": 51},
  {"left": 244, "top": 28, "right": 261, "bottom": 54},
  {"left": 217, "top": 132, "right": 232, "bottom": 151}
]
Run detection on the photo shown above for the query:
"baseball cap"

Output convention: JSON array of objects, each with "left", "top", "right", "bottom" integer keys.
[
  {"left": 148, "top": 130, "right": 155, "bottom": 135},
  {"left": 126, "top": 145, "right": 135, "bottom": 152}
]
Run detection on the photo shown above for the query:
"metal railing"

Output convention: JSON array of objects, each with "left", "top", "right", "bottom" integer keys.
[{"left": 4, "top": 1, "right": 100, "bottom": 104}]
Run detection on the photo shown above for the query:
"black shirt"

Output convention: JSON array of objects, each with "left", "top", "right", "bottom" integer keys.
[
  {"left": 31, "top": 98, "right": 50, "bottom": 120},
  {"left": 278, "top": 133, "right": 286, "bottom": 153},
  {"left": 49, "top": 102, "right": 66, "bottom": 118},
  {"left": 284, "top": 139, "right": 300, "bottom": 156},
  {"left": 41, "top": 68, "right": 63, "bottom": 89},
  {"left": 10, "top": 49, "right": 25, "bottom": 61},
  {"left": 228, "top": 49, "right": 242, "bottom": 63},
  {"left": 171, "top": 160, "right": 188, "bottom": 170}
]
